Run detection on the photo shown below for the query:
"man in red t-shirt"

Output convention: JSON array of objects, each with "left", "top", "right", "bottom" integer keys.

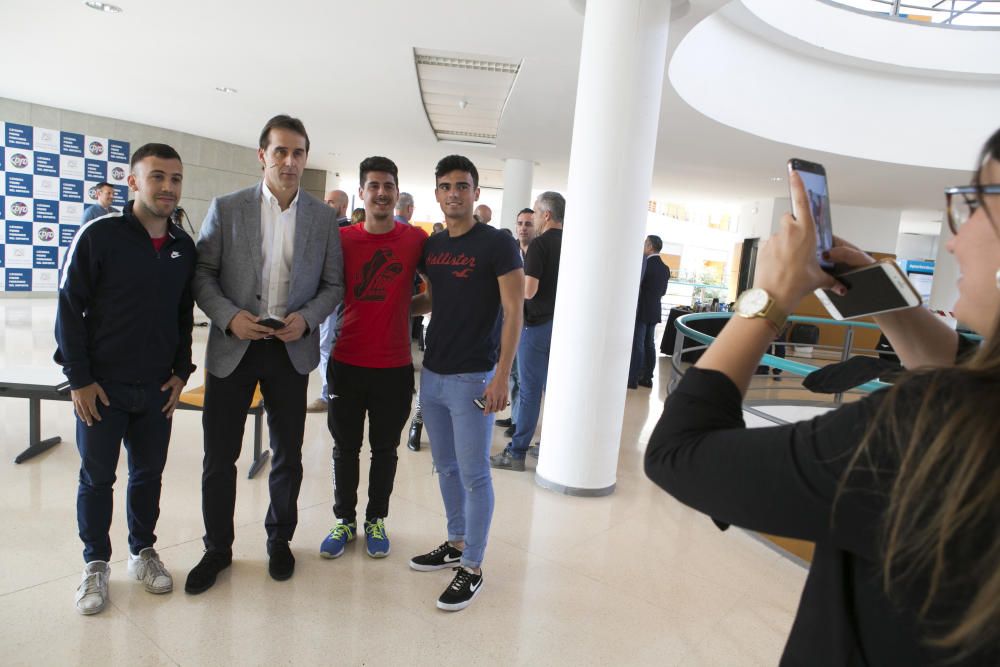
[{"left": 319, "top": 156, "right": 427, "bottom": 560}]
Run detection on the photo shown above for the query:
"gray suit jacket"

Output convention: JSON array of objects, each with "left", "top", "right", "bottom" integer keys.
[{"left": 193, "top": 184, "right": 344, "bottom": 378}]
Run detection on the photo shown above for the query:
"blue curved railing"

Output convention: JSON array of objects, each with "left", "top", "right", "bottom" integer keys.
[{"left": 672, "top": 312, "right": 983, "bottom": 396}]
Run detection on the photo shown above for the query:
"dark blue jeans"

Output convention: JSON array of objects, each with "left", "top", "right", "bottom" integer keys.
[
  {"left": 511, "top": 320, "right": 553, "bottom": 458},
  {"left": 628, "top": 321, "right": 658, "bottom": 386},
  {"left": 76, "top": 379, "right": 172, "bottom": 563}
]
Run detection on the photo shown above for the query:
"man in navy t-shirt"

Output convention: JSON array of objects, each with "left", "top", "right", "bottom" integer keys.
[{"left": 408, "top": 155, "right": 524, "bottom": 612}]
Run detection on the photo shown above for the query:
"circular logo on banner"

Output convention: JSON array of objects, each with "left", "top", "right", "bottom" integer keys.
[
  {"left": 10, "top": 153, "right": 29, "bottom": 169},
  {"left": 88, "top": 141, "right": 104, "bottom": 156},
  {"left": 111, "top": 166, "right": 125, "bottom": 180},
  {"left": 38, "top": 227, "right": 55, "bottom": 242},
  {"left": 87, "top": 186, "right": 97, "bottom": 200},
  {"left": 11, "top": 201, "right": 29, "bottom": 217}
]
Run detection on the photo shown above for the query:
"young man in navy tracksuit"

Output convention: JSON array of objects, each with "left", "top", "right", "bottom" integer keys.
[{"left": 54, "top": 143, "right": 196, "bottom": 615}]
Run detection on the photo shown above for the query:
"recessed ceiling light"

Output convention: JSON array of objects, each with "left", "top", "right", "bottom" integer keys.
[
  {"left": 84, "top": 1, "right": 123, "bottom": 13},
  {"left": 215, "top": 86, "right": 238, "bottom": 94},
  {"left": 769, "top": 176, "right": 784, "bottom": 182}
]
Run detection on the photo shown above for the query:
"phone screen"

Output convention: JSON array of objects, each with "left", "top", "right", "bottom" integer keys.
[
  {"left": 789, "top": 160, "right": 834, "bottom": 271},
  {"left": 821, "top": 264, "right": 917, "bottom": 319}
]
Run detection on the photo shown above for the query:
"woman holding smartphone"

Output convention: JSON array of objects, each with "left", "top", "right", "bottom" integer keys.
[{"left": 645, "top": 128, "right": 1000, "bottom": 665}]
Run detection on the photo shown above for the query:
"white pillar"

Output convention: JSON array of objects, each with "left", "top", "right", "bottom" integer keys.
[
  {"left": 499, "top": 158, "right": 534, "bottom": 232},
  {"left": 536, "top": 0, "right": 672, "bottom": 495}
]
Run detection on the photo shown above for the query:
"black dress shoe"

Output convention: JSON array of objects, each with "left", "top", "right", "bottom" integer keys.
[
  {"left": 503, "top": 424, "right": 515, "bottom": 438},
  {"left": 637, "top": 379, "right": 653, "bottom": 388},
  {"left": 268, "top": 542, "right": 295, "bottom": 581},
  {"left": 185, "top": 551, "right": 232, "bottom": 594},
  {"left": 495, "top": 418, "right": 512, "bottom": 428},
  {"left": 407, "top": 421, "right": 422, "bottom": 451}
]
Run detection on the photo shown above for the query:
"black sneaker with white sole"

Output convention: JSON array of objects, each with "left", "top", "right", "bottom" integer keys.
[
  {"left": 409, "top": 542, "right": 463, "bottom": 571},
  {"left": 437, "top": 566, "right": 483, "bottom": 611}
]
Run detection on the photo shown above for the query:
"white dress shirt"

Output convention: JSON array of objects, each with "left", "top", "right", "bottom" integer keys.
[{"left": 260, "top": 184, "right": 299, "bottom": 318}]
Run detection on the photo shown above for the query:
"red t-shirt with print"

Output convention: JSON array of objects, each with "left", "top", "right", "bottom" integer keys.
[{"left": 333, "top": 221, "right": 428, "bottom": 368}]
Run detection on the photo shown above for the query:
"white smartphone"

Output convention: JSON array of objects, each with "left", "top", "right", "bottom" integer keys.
[{"left": 815, "top": 260, "right": 922, "bottom": 320}]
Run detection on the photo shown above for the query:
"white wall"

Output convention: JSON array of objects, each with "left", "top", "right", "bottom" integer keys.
[{"left": 771, "top": 197, "right": 901, "bottom": 253}]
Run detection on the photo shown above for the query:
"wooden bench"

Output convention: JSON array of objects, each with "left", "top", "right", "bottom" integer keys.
[{"left": 177, "top": 378, "right": 268, "bottom": 479}]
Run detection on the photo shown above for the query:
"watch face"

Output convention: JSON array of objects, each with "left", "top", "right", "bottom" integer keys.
[{"left": 738, "top": 288, "right": 769, "bottom": 316}]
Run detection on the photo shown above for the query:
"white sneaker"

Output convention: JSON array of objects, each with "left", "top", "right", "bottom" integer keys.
[
  {"left": 75, "top": 561, "right": 110, "bottom": 615},
  {"left": 127, "top": 547, "right": 173, "bottom": 594}
]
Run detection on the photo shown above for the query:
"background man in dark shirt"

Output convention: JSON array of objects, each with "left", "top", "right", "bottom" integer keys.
[
  {"left": 491, "top": 192, "right": 563, "bottom": 471},
  {"left": 496, "top": 207, "right": 535, "bottom": 438},
  {"left": 628, "top": 234, "right": 670, "bottom": 388}
]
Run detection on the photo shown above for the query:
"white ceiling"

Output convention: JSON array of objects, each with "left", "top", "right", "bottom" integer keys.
[{"left": 0, "top": 0, "right": 984, "bottom": 213}]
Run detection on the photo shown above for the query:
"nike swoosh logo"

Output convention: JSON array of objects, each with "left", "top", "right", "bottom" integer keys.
[
  {"left": 470, "top": 579, "right": 482, "bottom": 592},
  {"left": 444, "top": 555, "right": 460, "bottom": 563},
  {"left": 170, "top": 251, "right": 181, "bottom": 258}
]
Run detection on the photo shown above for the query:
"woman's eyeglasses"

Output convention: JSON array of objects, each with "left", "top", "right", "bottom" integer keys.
[{"left": 945, "top": 185, "right": 1000, "bottom": 235}]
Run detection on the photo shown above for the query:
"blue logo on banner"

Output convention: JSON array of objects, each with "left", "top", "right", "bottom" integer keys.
[
  {"left": 0, "top": 146, "right": 4, "bottom": 169},
  {"left": 108, "top": 140, "right": 130, "bottom": 164},
  {"left": 34, "top": 200, "right": 59, "bottom": 223},
  {"left": 33, "top": 246, "right": 58, "bottom": 269},
  {"left": 60, "top": 179, "right": 84, "bottom": 202},
  {"left": 0, "top": 195, "right": 4, "bottom": 220},
  {"left": 85, "top": 159, "right": 107, "bottom": 182},
  {"left": 34, "top": 152, "right": 60, "bottom": 177},
  {"left": 0, "top": 244, "right": 4, "bottom": 267},
  {"left": 60, "top": 132, "right": 84, "bottom": 156},
  {"left": 6, "top": 269, "right": 32, "bottom": 291},
  {"left": 59, "top": 225, "right": 79, "bottom": 247},
  {"left": 6, "top": 221, "right": 32, "bottom": 244},
  {"left": 6, "top": 173, "right": 33, "bottom": 197},
  {"left": 5, "top": 123, "right": 33, "bottom": 149},
  {"left": 113, "top": 185, "right": 128, "bottom": 206}
]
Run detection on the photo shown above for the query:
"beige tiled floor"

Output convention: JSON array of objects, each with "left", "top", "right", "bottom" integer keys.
[{"left": 0, "top": 298, "right": 808, "bottom": 666}]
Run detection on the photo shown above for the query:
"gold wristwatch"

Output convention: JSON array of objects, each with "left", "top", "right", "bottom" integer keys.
[{"left": 734, "top": 288, "right": 786, "bottom": 333}]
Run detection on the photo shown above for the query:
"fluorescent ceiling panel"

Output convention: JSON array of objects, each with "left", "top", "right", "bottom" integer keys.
[{"left": 414, "top": 48, "right": 523, "bottom": 146}]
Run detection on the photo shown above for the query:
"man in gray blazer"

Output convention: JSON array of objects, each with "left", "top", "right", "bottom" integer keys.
[{"left": 185, "top": 115, "right": 343, "bottom": 594}]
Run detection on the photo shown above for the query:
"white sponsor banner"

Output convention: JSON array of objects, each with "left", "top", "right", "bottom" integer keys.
[
  {"left": 6, "top": 245, "right": 33, "bottom": 269},
  {"left": 60, "top": 155, "right": 85, "bottom": 179},
  {"left": 33, "top": 269, "right": 58, "bottom": 291},
  {"left": 35, "top": 128, "right": 60, "bottom": 154},
  {"left": 35, "top": 175, "right": 60, "bottom": 201},
  {"left": 59, "top": 201, "right": 84, "bottom": 223}
]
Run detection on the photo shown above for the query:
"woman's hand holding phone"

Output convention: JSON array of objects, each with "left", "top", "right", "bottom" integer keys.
[
  {"left": 753, "top": 171, "right": 844, "bottom": 314},
  {"left": 826, "top": 236, "right": 877, "bottom": 271}
]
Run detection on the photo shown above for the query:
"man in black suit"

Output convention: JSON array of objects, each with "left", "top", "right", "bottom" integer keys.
[{"left": 628, "top": 235, "right": 670, "bottom": 389}]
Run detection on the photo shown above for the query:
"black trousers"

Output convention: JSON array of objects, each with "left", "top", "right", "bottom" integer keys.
[
  {"left": 201, "top": 340, "right": 308, "bottom": 553},
  {"left": 76, "top": 380, "right": 172, "bottom": 563},
  {"left": 327, "top": 360, "right": 414, "bottom": 523}
]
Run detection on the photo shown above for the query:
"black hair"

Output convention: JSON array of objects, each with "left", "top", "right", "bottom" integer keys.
[
  {"left": 647, "top": 235, "right": 664, "bottom": 252},
  {"left": 517, "top": 207, "right": 534, "bottom": 218},
  {"left": 259, "top": 114, "right": 310, "bottom": 152},
  {"left": 130, "top": 143, "right": 182, "bottom": 169},
  {"left": 435, "top": 155, "right": 479, "bottom": 188},
  {"left": 974, "top": 127, "right": 1000, "bottom": 228},
  {"left": 359, "top": 156, "right": 399, "bottom": 187},
  {"left": 94, "top": 181, "right": 113, "bottom": 191}
]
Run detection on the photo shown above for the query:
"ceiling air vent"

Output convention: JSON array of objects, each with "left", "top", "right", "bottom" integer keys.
[{"left": 413, "top": 48, "right": 523, "bottom": 146}]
